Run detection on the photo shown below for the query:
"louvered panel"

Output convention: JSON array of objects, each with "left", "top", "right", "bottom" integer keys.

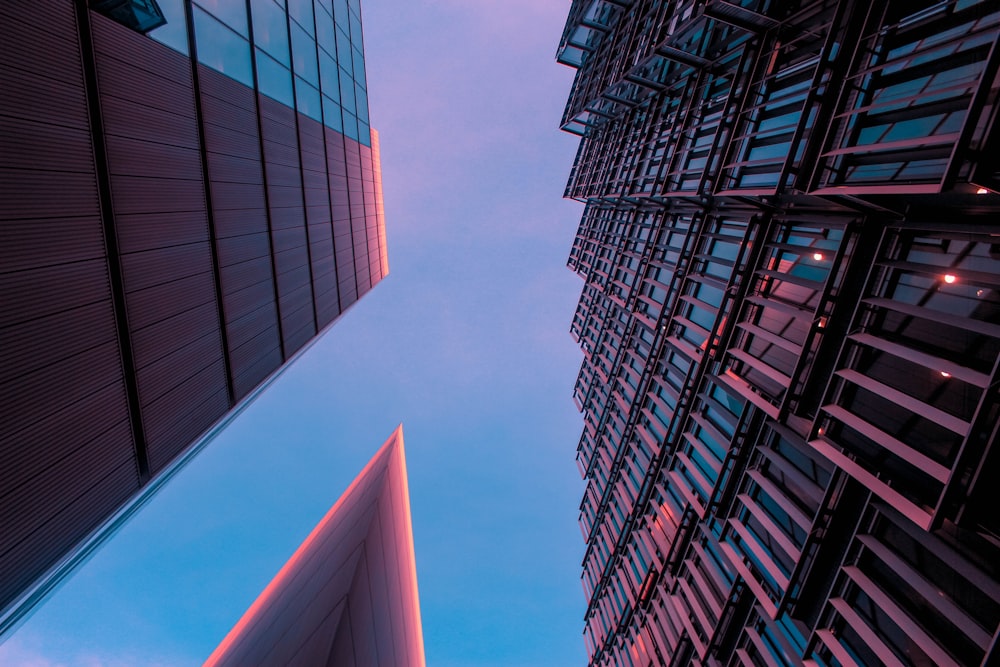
[
  {"left": 120, "top": 244, "right": 214, "bottom": 292},
  {"left": 91, "top": 13, "right": 192, "bottom": 86},
  {"left": 110, "top": 176, "right": 206, "bottom": 216},
  {"left": 130, "top": 301, "right": 221, "bottom": 371},
  {"left": 209, "top": 181, "right": 268, "bottom": 209},
  {"left": 223, "top": 279, "right": 280, "bottom": 322},
  {"left": 0, "top": 216, "right": 105, "bottom": 274},
  {"left": 145, "top": 379, "right": 229, "bottom": 473},
  {"left": 232, "top": 346, "right": 284, "bottom": 401},
  {"left": 205, "top": 154, "right": 266, "bottom": 186},
  {"left": 272, "top": 226, "right": 308, "bottom": 253},
  {"left": 135, "top": 330, "right": 226, "bottom": 407},
  {"left": 268, "top": 204, "right": 307, "bottom": 230},
  {"left": 0, "top": 169, "right": 101, "bottom": 221},
  {"left": 220, "top": 256, "right": 275, "bottom": 293},
  {"left": 263, "top": 163, "right": 301, "bottom": 188},
  {"left": 0, "top": 418, "right": 134, "bottom": 556},
  {"left": 0, "top": 301, "right": 117, "bottom": 386},
  {"left": 0, "top": 260, "right": 110, "bottom": 329},
  {"left": 99, "top": 96, "right": 201, "bottom": 149},
  {"left": 217, "top": 233, "right": 273, "bottom": 268},
  {"left": 114, "top": 212, "right": 211, "bottom": 255},
  {"left": 125, "top": 272, "right": 218, "bottom": 331},
  {"left": 104, "top": 135, "right": 203, "bottom": 180},
  {"left": 302, "top": 185, "right": 329, "bottom": 207},
  {"left": 0, "top": 64, "right": 89, "bottom": 132},
  {"left": 205, "top": 126, "right": 266, "bottom": 162},
  {"left": 0, "top": 116, "right": 95, "bottom": 173},
  {"left": 0, "top": 458, "right": 139, "bottom": 613},
  {"left": 212, "top": 208, "right": 269, "bottom": 239}
]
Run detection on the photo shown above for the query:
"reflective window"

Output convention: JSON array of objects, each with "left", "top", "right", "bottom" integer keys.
[
  {"left": 352, "top": 46, "right": 365, "bottom": 88},
  {"left": 333, "top": 0, "right": 349, "bottom": 26},
  {"left": 336, "top": 26, "right": 352, "bottom": 68},
  {"left": 354, "top": 85, "right": 367, "bottom": 123},
  {"left": 315, "top": 4, "right": 336, "bottom": 55},
  {"left": 339, "top": 66, "right": 355, "bottom": 113},
  {"left": 342, "top": 109, "right": 358, "bottom": 141},
  {"left": 323, "top": 95, "right": 343, "bottom": 132},
  {"left": 291, "top": 22, "right": 319, "bottom": 84},
  {"left": 194, "top": 0, "right": 248, "bottom": 36},
  {"left": 295, "top": 77, "right": 322, "bottom": 121},
  {"left": 288, "top": 0, "right": 315, "bottom": 35},
  {"left": 148, "top": 0, "right": 189, "bottom": 54},
  {"left": 319, "top": 52, "right": 340, "bottom": 102},
  {"left": 251, "top": 0, "right": 290, "bottom": 64},
  {"left": 194, "top": 7, "right": 253, "bottom": 86},
  {"left": 349, "top": 11, "right": 362, "bottom": 51},
  {"left": 256, "top": 49, "right": 294, "bottom": 106}
]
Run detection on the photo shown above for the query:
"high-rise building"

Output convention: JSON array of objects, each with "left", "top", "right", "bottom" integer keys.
[
  {"left": 205, "top": 425, "right": 425, "bottom": 667},
  {"left": 0, "top": 0, "right": 386, "bottom": 619},
  {"left": 556, "top": 1, "right": 1000, "bottom": 665}
]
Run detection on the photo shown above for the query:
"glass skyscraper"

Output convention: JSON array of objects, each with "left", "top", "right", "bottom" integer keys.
[
  {"left": 556, "top": 1, "right": 1000, "bottom": 665},
  {"left": 0, "top": 0, "right": 386, "bottom": 622}
]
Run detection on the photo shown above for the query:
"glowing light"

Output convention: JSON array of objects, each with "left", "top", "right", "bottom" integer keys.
[
  {"left": 812, "top": 252, "right": 824, "bottom": 261},
  {"left": 977, "top": 289, "right": 985, "bottom": 297},
  {"left": 976, "top": 187, "right": 989, "bottom": 195},
  {"left": 940, "top": 371, "right": 951, "bottom": 378},
  {"left": 817, "top": 427, "right": 825, "bottom": 436},
  {"left": 943, "top": 274, "right": 957, "bottom": 284}
]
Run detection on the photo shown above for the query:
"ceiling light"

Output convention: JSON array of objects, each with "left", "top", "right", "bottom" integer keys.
[
  {"left": 812, "top": 252, "right": 824, "bottom": 261},
  {"left": 940, "top": 371, "right": 951, "bottom": 378},
  {"left": 976, "top": 187, "right": 989, "bottom": 195},
  {"left": 943, "top": 274, "right": 957, "bottom": 284}
]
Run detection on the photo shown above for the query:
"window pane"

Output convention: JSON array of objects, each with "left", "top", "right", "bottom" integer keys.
[
  {"left": 349, "top": 11, "right": 362, "bottom": 51},
  {"left": 194, "top": 7, "right": 253, "bottom": 86},
  {"left": 291, "top": 22, "right": 319, "bottom": 84},
  {"left": 339, "top": 66, "right": 355, "bottom": 114},
  {"left": 336, "top": 26, "right": 351, "bottom": 68},
  {"left": 319, "top": 52, "right": 340, "bottom": 102},
  {"left": 288, "top": 0, "right": 315, "bottom": 35},
  {"left": 315, "top": 5, "right": 335, "bottom": 55},
  {"left": 358, "top": 119, "right": 370, "bottom": 146},
  {"left": 251, "top": 0, "right": 289, "bottom": 64},
  {"left": 323, "top": 95, "right": 343, "bottom": 132},
  {"left": 354, "top": 83, "right": 367, "bottom": 123},
  {"left": 352, "top": 46, "right": 365, "bottom": 89},
  {"left": 333, "top": 0, "right": 348, "bottom": 26},
  {"left": 194, "top": 0, "right": 247, "bottom": 36},
  {"left": 148, "top": 0, "right": 188, "bottom": 54},
  {"left": 256, "top": 49, "right": 294, "bottom": 106},
  {"left": 342, "top": 110, "right": 358, "bottom": 141},
  {"left": 295, "top": 77, "right": 322, "bottom": 121}
]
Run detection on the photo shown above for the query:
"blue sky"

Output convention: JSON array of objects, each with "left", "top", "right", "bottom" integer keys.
[{"left": 0, "top": 2, "right": 589, "bottom": 665}]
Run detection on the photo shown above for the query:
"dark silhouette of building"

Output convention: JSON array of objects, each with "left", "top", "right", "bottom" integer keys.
[
  {"left": 556, "top": 1, "right": 1000, "bottom": 665},
  {"left": 204, "top": 425, "right": 425, "bottom": 667},
  {"left": 0, "top": 0, "right": 386, "bottom": 620}
]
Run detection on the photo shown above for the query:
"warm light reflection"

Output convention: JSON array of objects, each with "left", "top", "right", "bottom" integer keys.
[
  {"left": 940, "top": 371, "right": 951, "bottom": 378},
  {"left": 812, "top": 252, "right": 824, "bottom": 261},
  {"left": 943, "top": 274, "right": 957, "bottom": 284},
  {"left": 976, "top": 187, "right": 989, "bottom": 195}
]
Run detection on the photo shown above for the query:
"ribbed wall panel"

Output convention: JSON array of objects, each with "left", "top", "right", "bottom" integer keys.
[
  {"left": 200, "top": 66, "right": 282, "bottom": 399},
  {"left": 1, "top": 2, "right": 387, "bottom": 615},
  {"left": 259, "top": 95, "right": 315, "bottom": 355},
  {"left": 0, "top": 1, "right": 139, "bottom": 616},
  {"left": 93, "top": 14, "right": 229, "bottom": 476}
]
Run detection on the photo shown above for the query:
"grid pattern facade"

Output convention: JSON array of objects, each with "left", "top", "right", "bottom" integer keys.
[
  {"left": 557, "top": 1, "right": 1000, "bottom": 666},
  {"left": 0, "top": 0, "right": 386, "bottom": 617}
]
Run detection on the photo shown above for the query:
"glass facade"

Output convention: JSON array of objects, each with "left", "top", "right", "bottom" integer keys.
[
  {"left": 148, "top": 0, "right": 370, "bottom": 144},
  {"left": 556, "top": 1, "right": 1000, "bottom": 665}
]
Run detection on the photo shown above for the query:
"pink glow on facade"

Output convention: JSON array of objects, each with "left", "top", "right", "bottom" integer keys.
[{"left": 204, "top": 426, "right": 424, "bottom": 666}]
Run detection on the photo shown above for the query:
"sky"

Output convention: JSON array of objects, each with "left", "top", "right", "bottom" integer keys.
[{"left": 0, "top": 2, "right": 590, "bottom": 666}]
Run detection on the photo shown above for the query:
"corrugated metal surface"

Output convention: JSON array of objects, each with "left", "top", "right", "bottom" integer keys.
[
  {"left": 326, "top": 128, "right": 358, "bottom": 307},
  {"left": 344, "top": 136, "right": 371, "bottom": 297},
  {"left": 92, "top": 14, "right": 229, "bottom": 474},
  {"left": 0, "top": 1, "right": 139, "bottom": 614},
  {"left": 199, "top": 66, "right": 282, "bottom": 400},
  {"left": 259, "top": 95, "right": 316, "bottom": 356}
]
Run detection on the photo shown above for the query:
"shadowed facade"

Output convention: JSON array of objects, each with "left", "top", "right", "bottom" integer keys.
[
  {"left": 204, "top": 426, "right": 425, "bottom": 667},
  {"left": 0, "top": 0, "right": 386, "bottom": 621}
]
